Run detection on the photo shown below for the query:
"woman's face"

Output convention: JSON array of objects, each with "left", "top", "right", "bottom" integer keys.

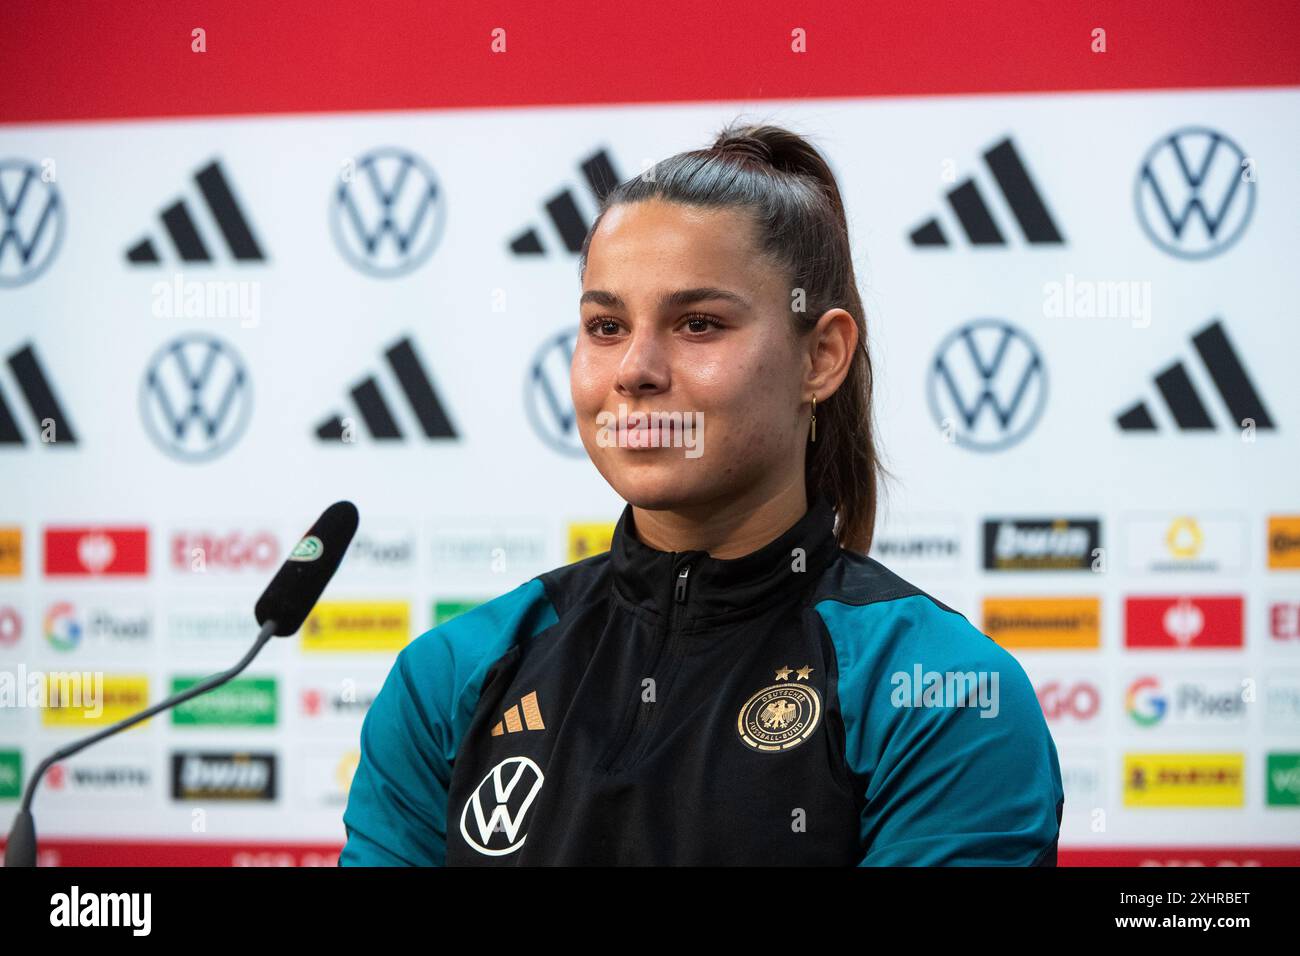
[{"left": 572, "top": 198, "right": 809, "bottom": 512}]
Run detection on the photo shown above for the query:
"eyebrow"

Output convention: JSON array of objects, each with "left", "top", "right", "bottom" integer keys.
[{"left": 579, "top": 287, "right": 752, "bottom": 311}]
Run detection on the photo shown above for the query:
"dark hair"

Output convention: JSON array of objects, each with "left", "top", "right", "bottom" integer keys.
[{"left": 578, "top": 119, "right": 888, "bottom": 553}]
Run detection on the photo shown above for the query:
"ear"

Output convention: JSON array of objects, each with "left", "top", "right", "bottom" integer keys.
[{"left": 805, "top": 309, "right": 857, "bottom": 398}]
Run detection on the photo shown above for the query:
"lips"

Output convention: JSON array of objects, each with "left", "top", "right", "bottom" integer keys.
[
  {"left": 619, "top": 421, "right": 676, "bottom": 436},
  {"left": 616, "top": 417, "right": 683, "bottom": 440},
  {"left": 595, "top": 408, "right": 701, "bottom": 451}
]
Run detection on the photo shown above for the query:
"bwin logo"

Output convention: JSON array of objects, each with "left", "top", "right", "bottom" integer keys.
[
  {"left": 927, "top": 320, "right": 1047, "bottom": 452},
  {"left": 140, "top": 334, "right": 252, "bottom": 462},
  {"left": 1135, "top": 127, "right": 1255, "bottom": 260},
  {"left": 330, "top": 148, "right": 446, "bottom": 277},
  {"left": 509, "top": 148, "right": 622, "bottom": 256},
  {"left": 0, "top": 158, "right": 64, "bottom": 287},
  {"left": 525, "top": 329, "right": 584, "bottom": 456},
  {"left": 460, "top": 756, "right": 545, "bottom": 857}
]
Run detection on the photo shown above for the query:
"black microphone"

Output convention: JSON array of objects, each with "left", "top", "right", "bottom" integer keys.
[
  {"left": 256, "top": 500, "right": 359, "bottom": 637},
  {"left": 3, "top": 501, "right": 360, "bottom": 868}
]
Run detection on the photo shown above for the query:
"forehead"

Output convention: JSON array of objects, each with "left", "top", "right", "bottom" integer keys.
[{"left": 583, "top": 199, "right": 772, "bottom": 290}]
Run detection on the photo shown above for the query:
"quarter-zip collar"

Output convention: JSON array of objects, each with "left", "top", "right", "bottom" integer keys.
[{"left": 608, "top": 490, "right": 840, "bottom": 625}]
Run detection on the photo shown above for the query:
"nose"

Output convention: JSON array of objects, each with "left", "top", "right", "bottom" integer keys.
[{"left": 614, "top": 326, "right": 670, "bottom": 397}]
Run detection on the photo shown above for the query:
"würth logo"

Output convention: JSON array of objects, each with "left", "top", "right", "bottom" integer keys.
[
  {"left": 316, "top": 336, "right": 457, "bottom": 443},
  {"left": 0, "top": 158, "right": 64, "bottom": 287},
  {"left": 126, "top": 159, "right": 266, "bottom": 264},
  {"left": 1116, "top": 319, "right": 1275, "bottom": 433},
  {"left": 509, "top": 148, "right": 622, "bottom": 256},
  {"left": 909, "top": 137, "right": 1064, "bottom": 248},
  {"left": 0, "top": 343, "right": 78, "bottom": 446}
]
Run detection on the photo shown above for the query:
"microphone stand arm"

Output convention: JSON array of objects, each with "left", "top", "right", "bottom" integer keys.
[{"left": 4, "top": 619, "right": 279, "bottom": 867}]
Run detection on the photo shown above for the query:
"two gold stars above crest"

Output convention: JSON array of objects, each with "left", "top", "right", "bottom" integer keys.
[{"left": 774, "top": 664, "right": 813, "bottom": 681}]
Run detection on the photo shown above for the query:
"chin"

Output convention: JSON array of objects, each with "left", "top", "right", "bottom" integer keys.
[{"left": 599, "top": 454, "right": 718, "bottom": 512}]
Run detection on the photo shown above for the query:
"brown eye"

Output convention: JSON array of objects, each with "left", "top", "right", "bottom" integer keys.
[{"left": 682, "top": 314, "right": 723, "bottom": 334}]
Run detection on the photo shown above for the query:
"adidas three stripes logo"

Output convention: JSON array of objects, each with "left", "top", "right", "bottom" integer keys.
[
  {"left": 490, "top": 691, "right": 545, "bottom": 736},
  {"left": 316, "top": 337, "right": 458, "bottom": 442},
  {"left": 126, "top": 159, "right": 266, "bottom": 264},
  {"left": 910, "top": 137, "right": 1065, "bottom": 248},
  {"left": 509, "top": 149, "right": 622, "bottom": 256},
  {"left": 1117, "top": 319, "right": 1275, "bottom": 432},
  {"left": 0, "top": 343, "right": 77, "bottom": 445}
]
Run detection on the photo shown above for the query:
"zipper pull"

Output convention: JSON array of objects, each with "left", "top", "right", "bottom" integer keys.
[{"left": 674, "top": 564, "right": 691, "bottom": 603}]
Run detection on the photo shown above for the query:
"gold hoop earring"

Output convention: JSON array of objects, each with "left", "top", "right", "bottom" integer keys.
[{"left": 810, "top": 395, "right": 817, "bottom": 443}]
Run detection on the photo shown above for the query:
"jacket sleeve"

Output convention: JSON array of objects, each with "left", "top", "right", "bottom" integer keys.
[
  {"left": 819, "top": 595, "right": 1065, "bottom": 866},
  {"left": 339, "top": 642, "right": 454, "bottom": 866}
]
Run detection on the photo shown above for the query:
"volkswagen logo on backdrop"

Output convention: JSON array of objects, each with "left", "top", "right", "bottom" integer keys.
[
  {"left": 330, "top": 147, "right": 446, "bottom": 277},
  {"left": 1135, "top": 127, "right": 1255, "bottom": 260},
  {"left": 525, "top": 328, "right": 585, "bottom": 457},
  {"left": 0, "top": 158, "right": 65, "bottom": 288},
  {"left": 927, "top": 319, "right": 1047, "bottom": 452},
  {"left": 140, "top": 334, "right": 252, "bottom": 462}
]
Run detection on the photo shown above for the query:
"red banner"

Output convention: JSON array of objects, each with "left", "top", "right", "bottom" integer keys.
[{"left": 2, "top": 0, "right": 1299, "bottom": 125}]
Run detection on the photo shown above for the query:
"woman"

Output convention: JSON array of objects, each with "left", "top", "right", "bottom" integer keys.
[{"left": 340, "top": 122, "right": 1064, "bottom": 866}]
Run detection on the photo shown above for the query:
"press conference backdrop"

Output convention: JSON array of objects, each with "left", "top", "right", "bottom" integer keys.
[{"left": 2, "top": 8, "right": 1299, "bottom": 866}]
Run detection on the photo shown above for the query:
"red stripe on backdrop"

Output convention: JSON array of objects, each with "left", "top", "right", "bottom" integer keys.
[
  {"left": 0, "top": 838, "right": 345, "bottom": 867},
  {"left": 5, "top": 839, "right": 1300, "bottom": 866},
  {"left": 2, "top": 0, "right": 1299, "bottom": 125},
  {"left": 1060, "top": 847, "right": 1300, "bottom": 867}
]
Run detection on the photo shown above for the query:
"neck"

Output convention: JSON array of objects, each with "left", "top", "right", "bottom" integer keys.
[{"left": 630, "top": 476, "right": 809, "bottom": 559}]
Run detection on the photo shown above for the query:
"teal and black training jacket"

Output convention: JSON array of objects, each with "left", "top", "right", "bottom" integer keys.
[{"left": 340, "top": 492, "right": 1064, "bottom": 866}]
